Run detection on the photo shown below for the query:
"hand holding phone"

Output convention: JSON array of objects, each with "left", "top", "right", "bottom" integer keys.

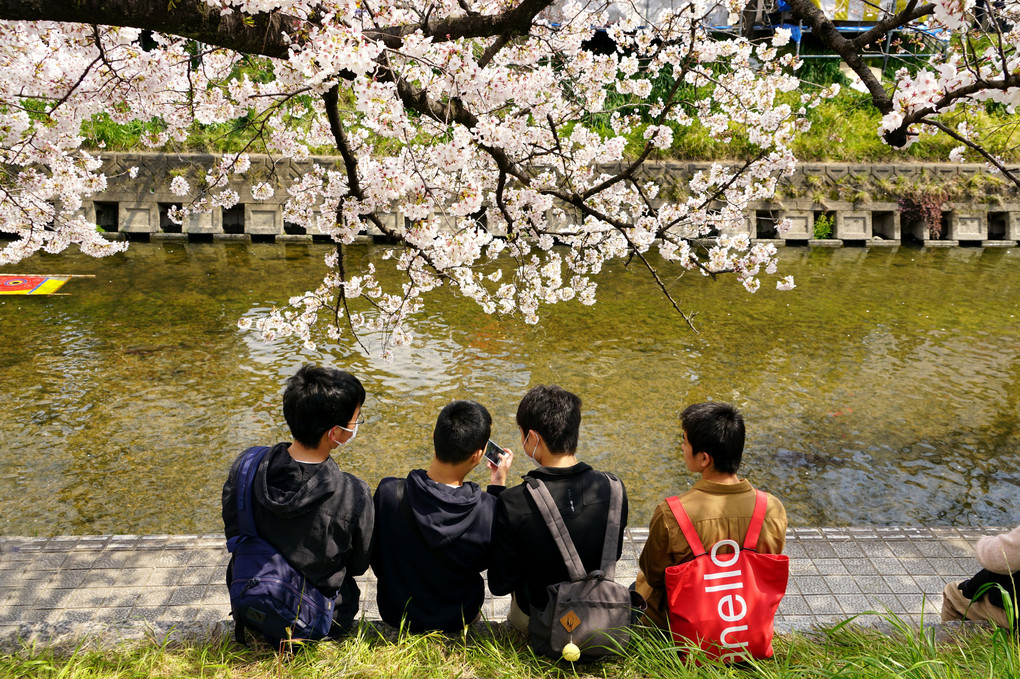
[{"left": 484, "top": 440, "right": 513, "bottom": 486}]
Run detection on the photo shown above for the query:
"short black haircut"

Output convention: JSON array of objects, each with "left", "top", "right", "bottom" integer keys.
[
  {"left": 681, "top": 402, "right": 745, "bottom": 475},
  {"left": 433, "top": 400, "right": 492, "bottom": 464},
  {"left": 283, "top": 364, "right": 365, "bottom": 449},
  {"left": 516, "top": 385, "right": 581, "bottom": 455}
]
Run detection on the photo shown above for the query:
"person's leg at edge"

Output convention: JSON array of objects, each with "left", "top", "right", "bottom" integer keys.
[
  {"left": 942, "top": 581, "right": 1011, "bottom": 628},
  {"left": 508, "top": 593, "right": 529, "bottom": 634}
]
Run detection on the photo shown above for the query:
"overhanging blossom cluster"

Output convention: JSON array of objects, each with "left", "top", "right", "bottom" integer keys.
[{"left": 0, "top": 0, "right": 1015, "bottom": 353}]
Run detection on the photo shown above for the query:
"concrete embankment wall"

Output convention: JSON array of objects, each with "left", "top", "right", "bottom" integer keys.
[{"left": 88, "top": 154, "right": 1020, "bottom": 247}]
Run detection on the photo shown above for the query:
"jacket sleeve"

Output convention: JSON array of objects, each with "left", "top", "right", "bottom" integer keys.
[
  {"left": 486, "top": 496, "right": 519, "bottom": 596},
  {"left": 977, "top": 525, "right": 1020, "bottom": 574},
  {"left": 344, "top": 480, "right": 375, "bottom": 577},
  {"left": 635, "top": 503, "right": 679, "bottom": 627}
]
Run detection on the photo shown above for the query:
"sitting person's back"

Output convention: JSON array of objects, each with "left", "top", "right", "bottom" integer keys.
[
  {"left": 487, "top": 385, "right": 629, "bottom": 632},
  {"left": 372, "top": 400, "right": 512, "bottom": 632},
  {"left": 222, "top": 364, "right": 373, "bottom": 635},
  {"left": 635, "top": 401, "right": 786, "bottom": 630}
]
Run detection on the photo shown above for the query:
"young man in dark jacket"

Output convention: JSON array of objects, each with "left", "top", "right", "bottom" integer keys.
[
  {"left": 487, "top": 385, "right": 628, "bottom": 633},
  {"left": 372, "top": 400, "right": 513, "bottom": 632},
  {"left": 222, "top": 364, "right": 374, "bottom": 634}
]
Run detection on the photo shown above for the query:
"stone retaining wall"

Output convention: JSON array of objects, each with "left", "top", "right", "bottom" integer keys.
[{"left": 87, "top": 154, "right": 1020, "bottom": 246}]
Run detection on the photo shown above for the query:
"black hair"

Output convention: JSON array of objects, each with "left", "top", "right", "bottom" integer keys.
[
  {"left": 433, "top": 400, "right": 492, "bottom": 464},
  {"left": 681, "top": 402, "right": 745, "bottom": 475},
  {"left": 283, "top": 364, "right": 365, "bottom": 449},
  {"left": 515, "top": 385, "right": 581, "bottom": 455}
]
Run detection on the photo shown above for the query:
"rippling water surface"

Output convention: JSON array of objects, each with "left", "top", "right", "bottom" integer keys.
[{"left": 1, "top": 243, "right": 1018, "bottom": 535}]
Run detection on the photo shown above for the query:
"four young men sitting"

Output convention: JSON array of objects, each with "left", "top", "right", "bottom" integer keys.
[{"left": 224, "top": 363, "right": 1013, "bottom": 651}]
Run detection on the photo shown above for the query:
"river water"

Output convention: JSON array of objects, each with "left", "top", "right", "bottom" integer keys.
[{"left": 1, "top": 242, "right": 1018, "bottom": 536}]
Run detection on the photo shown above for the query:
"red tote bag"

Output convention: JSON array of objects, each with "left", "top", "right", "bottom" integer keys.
[{"left": 663, "top": 490, "right": 789, "bottom": 662}]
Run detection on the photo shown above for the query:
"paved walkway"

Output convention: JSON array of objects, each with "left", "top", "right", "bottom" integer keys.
[{"left": 0, "top": 527, "right": 1003, "bottom": 648}]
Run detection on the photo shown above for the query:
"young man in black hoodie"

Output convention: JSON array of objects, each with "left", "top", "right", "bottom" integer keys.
[
  {"left": 222, "top": 364, "right": 374, "bottom": 634},
  {"left": 371, "top": 400, "right": 513, "bottom": 632}
]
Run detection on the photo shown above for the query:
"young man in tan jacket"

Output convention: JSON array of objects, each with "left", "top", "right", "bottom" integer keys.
[{"left": 634, "top": 401, "right": 787, "bottom": 629}]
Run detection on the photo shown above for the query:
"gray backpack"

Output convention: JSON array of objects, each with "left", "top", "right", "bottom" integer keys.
[{"left": 525, "top": 474, "right": 631, "bottom": 660}]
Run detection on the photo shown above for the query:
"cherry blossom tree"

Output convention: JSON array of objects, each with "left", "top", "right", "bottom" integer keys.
[{"left": 0, "top": 0, "right": 1009, "bottom": 354}]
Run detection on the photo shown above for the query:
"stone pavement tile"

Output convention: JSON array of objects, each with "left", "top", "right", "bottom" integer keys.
[
  {"left": 157, "top": 550, "right": 193, "bottom": 568},
  {"left": 883, "top": 574, "right": 919, "bottom": 595},
  {"left": 42, "top": 537, "right": 81, "bottom": 552},
  {"left": 866, "top": 592, "right": 905, "bottom": 614},
  {"left": 778, "top": 596, "right": 812, "bottom": 616},
  {"left": 60, "top": 552, "right": 99, "bottom": 570},
  {"left": 127, "top": 607, "right": 165, "bottom": 623},
  {"left": 30, "top": 589, "right": 75, "bottom": 610},
  {"left": 0, "top": 606, "right": 28, "bottom": 624},
  {"left": 0, "top": 571, "right": 30, "bottom": 587},
  {"left": 92, "top": 551, "right": 137, "bottom": 570},
  {"left": 836, "top": 594, "right": 873, "bottom": 616},
  {"left": 20, "top": 608, "right": 68, "bottom": 624},
  {"left": 134, "top": 589, "right": 171, "bottom": 608},
  {"left": 928, "top": 557, "right": 972, "bottom": 577},
  {"left": 168, "top": 586, "right": 207, "bottom": 607},
  {"left": 813, "top": 559, "right": 849, "bottom": 576},
  {"left": 202, "top": 585, "right": 229, "bottom": 606},
  {"left": 157, "top": 606, "right": 209, "bottom": 622},
  {"left": 106, "top": 536, "right": 142, "bottom": 551},
  {"left": 802, "top": 543, "right": 838, "bottom": 559},
  {"left": 24, "top": 553, "right": 70, "bottom": 572},
  {"left": 882, "top": 541, "right": 923, "bottom": 558},
  {"left": 840, "top": 558, "right": 879, "bottom": 576},
  {"left": 776, "top": 617, "right": 814, "bottom": 632},
  {"left": 870, "top": 557, "right": 908, "bottom": 575},
  {"left": 180, "top": 566, "right": 220, "bottom": 587},
  {"left": 901, "top": 559, "right": 938, "bottom": 576},
  {"left": 146, "top": 568, "right": 184, "bottom": 587},
  {"left": 915, "top": 540, "right": 952, "bottom": 558},
  {"left": 797, "top": 577, "right": 831, "bottom": 595},
  {"left": 93, "top": 607, "right": 132, "bottom": 623},
  {"left": 187, "top": 549, "right": 229, "bottom": 568},
  {"left": 76, "top": 536, "right": 111, "bottom": 551},
  {"left": 115, "top": 568, "right": 152, "bottom": 588},
  {"left": 615, "top": 559, "right": 639, "bottom": 582},
  {"left": 138, "top": 536, "right": 169, "bottom": 550},
  {"left": 790, "top": 559, "right": 819, "bottom": 576},
  {"left": 47, "top": 570, "right": 88, "bottom": 589},
  {"left": 81, "top": 570, "right": 121, "bottom": 588},
  {"left": 783, "top": 542, "right": 808, "bottom": 559},
  {"left": 856, "top": 577, "right": 892, "bottom": 594},
  {"left": 63, "top": 609, "right": 101, "bottom": 624},
  {"left": 107, "top": 589, "right": 143, "bottom": 608},
  {"left": 831, "top": 542, "right": 868, "bottom": 558},
  {"left": 804, "top": 595, "right": 843, "bottom": 617},
  {"left": 825, "top": 576, "right": 863, "bottom": 595},
  {"left": 914, "top": 575, "right": 955, "bottom": 594},
  {"left": 65, "top": 589, "right": 113, "bottom": 609},
  {"left": 859, "top": 541, "right": 896, "bottom": 558}
]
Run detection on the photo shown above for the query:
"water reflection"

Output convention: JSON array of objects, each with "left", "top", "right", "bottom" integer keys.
[{"left": 1, "top": 242, "right": 1019, "bottom": 535}]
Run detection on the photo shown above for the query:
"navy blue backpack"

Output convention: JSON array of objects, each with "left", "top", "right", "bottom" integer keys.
[{"left": 227, "top": 446, "right": 337, "bottom": 645}]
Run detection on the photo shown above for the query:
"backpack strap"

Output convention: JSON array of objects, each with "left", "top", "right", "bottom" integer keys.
[
  {"left": 235, "top": 446, "right": 272, "bottom": 539},
  {"left": 741, "top": 490, "right": 769, "bottom": 552},
  {"left": 598, "top": 474, "right": 624, "bottom": 580},
  {"left": 525, "top": 478, "right": 587, "bottom": 581},
  {"left": 665, "top": 496, "right": 707, "bottom": 557}
]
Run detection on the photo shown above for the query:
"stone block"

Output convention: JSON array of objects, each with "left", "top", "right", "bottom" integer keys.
[
  {"left": 946, "top": 211, "right": 986, "bottom": 241},
  {"left": 779, "top": 210, "right": 813, "bottom": 240},
  {"left": 244, "top": 204, "right": 282, "bottom": 235},
  {"left": 835, "top": 211, "right": 871, "bottom": 240},
  {"left": 119, "top": 202, "right": 157, "bottom": 233},
  {"left": 183, "top": 209, "right": 222, "bottom": 234}
]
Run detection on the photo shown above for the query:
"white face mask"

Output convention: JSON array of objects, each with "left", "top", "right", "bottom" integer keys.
[
  {"left": 524, "top": 431, "right": 540, "bottom": 467},
  {"left": 334, "top": 422, "right": 358, "bottom": 446}
]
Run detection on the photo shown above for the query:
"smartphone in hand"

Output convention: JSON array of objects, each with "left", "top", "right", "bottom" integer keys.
[{"left": 484, "top": 440, "right": 504, "bottom": 466}]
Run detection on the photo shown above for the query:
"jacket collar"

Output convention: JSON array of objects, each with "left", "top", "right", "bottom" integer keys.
[
  {"left": 523, "top": 461, "right": 593, "bottom": 481},
  {"left": 692, "top": 478, "right": 752, "bottom": 494}
]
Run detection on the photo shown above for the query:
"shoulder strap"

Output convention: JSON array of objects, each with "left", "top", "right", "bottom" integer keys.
[
  {"left": 742, "top": 490, "right": 769, "bottom": 551},
  {"left": 525, "top": 478, "right": 587, "bottom": 581},
  {"left": 235, "top": 446, "right": 272, "bottom": 539},
  {"left": 665, "top": 495, "right": 707, "bottom": 557},
  {"left": 598, "top": 474, "right": 624, "bottom": 580},
  {"left": 395, "top": 478, "right": 462, "bottom": 573}
]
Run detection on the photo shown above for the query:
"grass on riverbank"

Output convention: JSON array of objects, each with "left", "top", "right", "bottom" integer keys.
[{"left": 0, "top": 614, "right": 1016, "bottom": 679}]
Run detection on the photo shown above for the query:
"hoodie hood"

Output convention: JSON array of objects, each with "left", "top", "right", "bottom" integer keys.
[
  {"left": 254, "top": 442, "right": 338, "bottom": 519},
  {"left": 404, "top": 469, "right": 488, "bottom": 550}
]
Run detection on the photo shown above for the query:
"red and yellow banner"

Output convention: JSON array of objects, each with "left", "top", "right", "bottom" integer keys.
[{"left": 0, "top": 275, "right": 71, "bottom": 295}]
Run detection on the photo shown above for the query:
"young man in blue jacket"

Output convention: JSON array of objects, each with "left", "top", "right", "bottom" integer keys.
[{"left": 372, "top": 400, "right": 513, "bottom": 632}]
